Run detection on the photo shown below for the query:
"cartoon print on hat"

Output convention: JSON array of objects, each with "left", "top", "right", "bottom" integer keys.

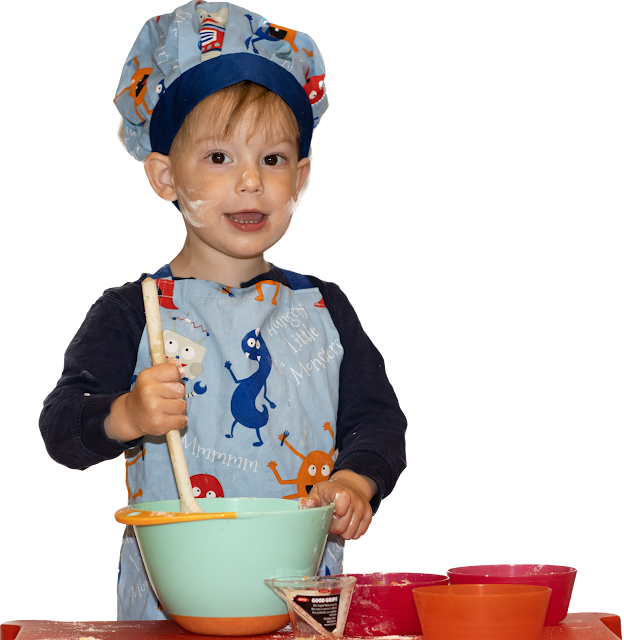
[
  {"left": 304, "top": 68, "right": 326, "bottom": 105},
  {"left": 197, "top": 6, "right": 228, "bottom": 61},
  {"left": 114, "top": 1, "right": 328, "bottom": 162},
  {"left": 268, "top": 23, "right": 313, "bottom": 57},
  {"left": 114, "top": 56, "right": 153, "bottom": 124}
]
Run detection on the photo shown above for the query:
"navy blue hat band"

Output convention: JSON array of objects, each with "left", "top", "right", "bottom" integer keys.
[{"left": 150, "top": 53, "right": 313, "bottom": 159}]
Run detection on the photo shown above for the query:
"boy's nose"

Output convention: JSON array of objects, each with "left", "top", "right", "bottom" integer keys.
[{"left": 236, "top": 164, "right": 263, "bottom": 194}]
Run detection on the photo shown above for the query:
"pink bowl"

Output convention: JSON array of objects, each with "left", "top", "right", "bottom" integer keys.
[
  {"left": 339, "top": 572, "right": 449, "bottom": 637},
  {"left": 447, "top": 564, "right": 577, "bottom": 625}
]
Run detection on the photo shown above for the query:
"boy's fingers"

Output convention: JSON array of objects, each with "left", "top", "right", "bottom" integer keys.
[
  {"left": 308, "top": 485, "right": 351, "bottom": 511},
  {"left": 329, "top": 502, "right": 354, "bottom": 537},
  {"left": 151, "top": 362, "right": 185, "bottom": 381},
  {"left": 353, "top": 508, "right": 373, "bottom": 540},
  {"left": 332, "top": 490, "right": 353, "bottom": 517},
  {"left": 134, "top": 393, "right": 187, "bottom": 432},
  {"left": 301, "top": 492, "right": 322, "bottom": 510},
  {"left": 161, "top": 381, "right": 186, "bottom": 398},
  {"left": 306, "top": 483, "right": 372, "bottom": 540},
  {"left": 305, "top": 486, "right": 322, "bottom": 507},
  {"left": 308, "top": 483, "right": 337, "bottom": 508},
  {"left": 340, "top": 505, "right": 372, "bottom": 540},
  {"left": 163, "top": 398, "right": 187, "bottom": 415}
]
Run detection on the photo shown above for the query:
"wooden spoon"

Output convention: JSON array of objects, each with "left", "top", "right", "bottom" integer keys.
[{"left": 142, "top": 277, "right": 203, "bottom": 514}]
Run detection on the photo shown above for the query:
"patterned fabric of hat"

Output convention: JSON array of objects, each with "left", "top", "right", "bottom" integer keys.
[{"left": 114, "top": 1, "right": 327, "bottom": 161}]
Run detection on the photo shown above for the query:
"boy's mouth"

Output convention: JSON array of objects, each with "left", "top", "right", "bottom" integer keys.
[{"left": 227, "top": 211, "right": 265, "bottom": 224}]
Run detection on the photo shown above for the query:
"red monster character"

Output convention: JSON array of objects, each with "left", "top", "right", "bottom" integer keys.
[
  {"left": 190, "top": 474, "right": 225, "bottom": 498},
  {"left": 303, "top": 69, "right": 326, "bottom": 105}
]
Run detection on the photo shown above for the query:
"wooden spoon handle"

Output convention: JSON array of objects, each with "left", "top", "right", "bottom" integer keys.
[
  {"left": 142, "top": 277, "right": 203, "bottom": 514},
  {"left": 143, "top": 278, "right": 167, "bottom": 366}
]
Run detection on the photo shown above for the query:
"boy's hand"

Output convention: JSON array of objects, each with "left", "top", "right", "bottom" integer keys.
[
  {"left": 104, "top": 363, "right": 187, "bottom": 443},
  {"left": 304, "top": 470, "right": 377, "bottom": 540}
]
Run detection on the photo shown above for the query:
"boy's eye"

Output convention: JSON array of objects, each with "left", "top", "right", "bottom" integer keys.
[
  {"left": 207, "top": 152, "right": 232, "bottom": 164},
  {"left": 263, "top": 154, "right": 285, "bottom": 166}
]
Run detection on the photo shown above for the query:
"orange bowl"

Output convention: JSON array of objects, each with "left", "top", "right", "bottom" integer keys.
[
  {"left": 412, "top": 584, "right": 552, "bottom": 640},
  {"left": 447, "top": 564, "right": 576, "bottom": 625}
]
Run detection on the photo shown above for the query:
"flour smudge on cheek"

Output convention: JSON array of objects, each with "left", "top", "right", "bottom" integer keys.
[
  {"left": 178, "top": 191, "right": 218, "bottom": 228},
  {"left": 287, "top": 195, "right": 296, "bottom": 217}
]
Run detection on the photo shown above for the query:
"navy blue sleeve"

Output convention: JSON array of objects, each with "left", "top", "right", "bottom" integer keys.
[
  {"left": 39, "top": 279, "right": 146, "bottom": 470},
  {"left": 41, "top": 267, "right": 408, "bottom": 504},
  {"left": 303, "top": 276, "right": 407, "bottom": 513}
]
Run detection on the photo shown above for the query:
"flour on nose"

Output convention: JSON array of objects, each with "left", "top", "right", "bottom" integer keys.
[{"left": 242, "top": 169, "right": 260, "bottom": 188}]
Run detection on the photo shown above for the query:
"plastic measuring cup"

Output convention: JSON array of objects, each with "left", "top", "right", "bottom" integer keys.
[{"left": 265, "top": 576, "right": 356, "bottom": 639}]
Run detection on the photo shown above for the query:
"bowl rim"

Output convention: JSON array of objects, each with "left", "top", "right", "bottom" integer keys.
[
  {"left": 447, "top": 564, "right": 577, "bottom": 578},
  {"left": 339, "top": 572, "right": 450, "bottom": 586},
  {"left": 115, "top": 500, "right": 334, "bottom": 526},
  {"left": 340, "top": 571, "right": 446, "bottom": 578},
  {"left": 413, "top": 584, "right": 553, "bottom": 598}
]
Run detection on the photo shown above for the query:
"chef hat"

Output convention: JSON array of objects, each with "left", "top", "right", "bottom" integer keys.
[{"left": 114, "top": 1, "right": 327, "bottom": 161}]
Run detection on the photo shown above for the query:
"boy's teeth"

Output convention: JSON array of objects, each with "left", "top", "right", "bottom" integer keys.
[{"left": 229, "top": 213, "right": 263, "bottom": 224}]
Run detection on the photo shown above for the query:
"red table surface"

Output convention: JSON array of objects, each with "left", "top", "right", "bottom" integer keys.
[{"left": 1, "top": 614, "right": 621, "bottom": 640}]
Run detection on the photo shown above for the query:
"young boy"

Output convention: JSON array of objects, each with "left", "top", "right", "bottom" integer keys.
[{"left": 40, "top": 1, "right": 407, "bottom": 621}]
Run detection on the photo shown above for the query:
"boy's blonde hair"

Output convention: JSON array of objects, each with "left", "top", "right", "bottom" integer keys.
[{"left": 169, "top": 81, "right": 300, "bottom": 164}]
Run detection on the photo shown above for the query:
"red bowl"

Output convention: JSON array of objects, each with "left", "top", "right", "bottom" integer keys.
[
  {"left": 447, "top": 564, "right": 577, "bottom": 625},
  {"left": 338, "top": 572, "right": 449, "bottom": 637}
]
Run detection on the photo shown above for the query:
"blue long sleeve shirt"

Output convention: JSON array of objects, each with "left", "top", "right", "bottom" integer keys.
[{"left": 40, "top": 266, "right": 407, "bottom": 512}]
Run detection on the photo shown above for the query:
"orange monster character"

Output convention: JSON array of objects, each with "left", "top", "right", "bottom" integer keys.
[
  {"left": 268, "top": 23, "right": 313, "bottom": 56},
  {"left": 221, "top": 281, "right": 279, "bottom": 302},
  {"left": 114, "top": 56, "right": 153, "bottom": 123},
  {"left": 255, "top": 280, "right": 280, "bottom": 305},
  {"left": 125, "top": 449, "right": 145, "bottom": 501},
  {"left": 267, "top": 422, "right": 335, "bottom": 499}
]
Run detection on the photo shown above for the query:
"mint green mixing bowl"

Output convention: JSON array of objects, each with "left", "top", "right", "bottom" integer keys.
[{"left": 115, "top": 498, "right": 334, "bottom": 635}]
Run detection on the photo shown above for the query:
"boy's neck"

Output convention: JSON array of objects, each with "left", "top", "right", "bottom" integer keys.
[{"left": 169, "top": 240, "right": 271, "bottom": 287}]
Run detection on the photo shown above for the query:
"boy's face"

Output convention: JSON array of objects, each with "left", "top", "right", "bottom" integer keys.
[{"left": 146, "top": 107, "right": 310, "bottom": 263}]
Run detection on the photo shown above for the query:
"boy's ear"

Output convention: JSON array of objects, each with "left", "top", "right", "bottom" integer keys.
[
  {"left": 294, "top": 157, "right": 311, "bottom": 201},
  {"left": 144, "top": 152, "right": 177, "bottom": 202}
]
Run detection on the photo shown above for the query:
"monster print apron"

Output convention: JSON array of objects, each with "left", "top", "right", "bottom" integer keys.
[{"left": 118, "top": 266, "right": 345, "bottom": 621}]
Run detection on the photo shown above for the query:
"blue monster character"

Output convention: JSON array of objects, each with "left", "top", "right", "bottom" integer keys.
[
  {"left": 244, "top": 14, "right": 279, "bottom": 54},
  {"left": 224, "top": 328, "right": 276, "bottom": 446}
]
